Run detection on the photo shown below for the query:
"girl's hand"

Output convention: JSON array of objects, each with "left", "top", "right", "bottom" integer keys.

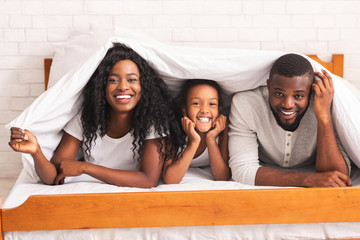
[
  {"left": 8, "top": 127, "right": 39, "bottom": 154},
  {"left": 207, "top": 115, "right": 227, "bottom": 141},
  {"left": 54, "top": 158, "right": 85, "bottom": 185},
  {"left": 182, "top": 117, "right": 201, "bottom": 144},
  {"left": 313, "top": 69, "right": 334, "bottom": 122}
]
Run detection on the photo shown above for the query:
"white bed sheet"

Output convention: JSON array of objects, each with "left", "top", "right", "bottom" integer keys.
[{"left": 4, "top": 165, "right": 360, "bottom": 240}]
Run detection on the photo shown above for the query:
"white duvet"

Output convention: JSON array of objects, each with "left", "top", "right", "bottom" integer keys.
[
  {"left": 6, "top": 29, "right": 360, "bottom": 174},
  {"left": 4, "top": 29, "right": 360, "bottom": 240}
]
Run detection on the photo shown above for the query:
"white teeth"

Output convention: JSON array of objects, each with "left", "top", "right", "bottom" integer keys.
[
  {"left": 282, "top": 111, "right": 295, "bottom": 115},
  {"left": 197, "top": 117, "right": 210, "bottom": 123},
  {"left": 116, "top": 95, "right": 131, "bottom": 99}
]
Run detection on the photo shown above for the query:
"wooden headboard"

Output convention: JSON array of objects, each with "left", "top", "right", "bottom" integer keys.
[
  {"left": 308, "top": 54, "right": 344, "bottom": 77},
  {"left": 43, "top": 54, "right": 344, "bottom": 90}
]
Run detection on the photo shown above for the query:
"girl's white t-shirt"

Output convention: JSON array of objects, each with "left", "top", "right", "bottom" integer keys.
[
  {"left": 190, "top": 148, "right": 209, "bottom": 168},
  {"left": 189, "top": 136, "right": 220, "bottom": 168},
  {"left": 63, "top": 114, "right": 162, "bottom": 171}
]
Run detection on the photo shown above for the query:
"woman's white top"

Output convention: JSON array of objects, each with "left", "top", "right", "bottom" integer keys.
[{"left": 64, "top": 114, "right": 162, "bottom": 171}]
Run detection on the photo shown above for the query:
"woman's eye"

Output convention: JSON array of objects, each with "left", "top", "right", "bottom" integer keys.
[
  {"left": 128, "top": 78, "right": 137, "bottom": 82},
  {"left": 107, "top": 78, "right": 118, "bottom": 83}
]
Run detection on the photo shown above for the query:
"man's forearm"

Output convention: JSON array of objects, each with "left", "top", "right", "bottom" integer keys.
[
  {"left": 255, "top": 166, "right": 308, "bottom": 187},
  {"left": 316, "top": 118, "right": 349, "bottom": 175}
]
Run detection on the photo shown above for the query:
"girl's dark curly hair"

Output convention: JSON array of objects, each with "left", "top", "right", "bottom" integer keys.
[{"left": 81, "top": 43, "right": 185, "bottom": 162}]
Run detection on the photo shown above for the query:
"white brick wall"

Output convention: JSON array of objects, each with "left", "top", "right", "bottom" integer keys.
[{"left": 1, "top": 0, "right": 360, "bottom": 181}]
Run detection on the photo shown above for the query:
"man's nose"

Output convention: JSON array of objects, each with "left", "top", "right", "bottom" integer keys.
[{"left": 282, "top": 96, "right": 294, "bottom": 108}]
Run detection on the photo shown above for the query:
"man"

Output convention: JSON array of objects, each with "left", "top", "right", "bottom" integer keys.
[{"left": 229, "top": 53, "right": 351, "bottom": 187}]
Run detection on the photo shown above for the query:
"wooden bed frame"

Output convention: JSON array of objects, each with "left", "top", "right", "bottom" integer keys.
[{"left": 1, "top": 54, "right": 358, "bottom": 240}]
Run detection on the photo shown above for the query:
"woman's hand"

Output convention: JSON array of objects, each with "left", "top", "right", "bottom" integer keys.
[
  {"left": 54, "top": 158, "right": 85, "bottom": 185},
  {"left": 8, "top": 127, "right": 40, "bottom": 155}
]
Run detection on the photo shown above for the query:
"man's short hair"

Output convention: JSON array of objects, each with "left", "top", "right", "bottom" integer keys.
[{"left": 269, "top": 53, "right": 314, "bottom": 81}]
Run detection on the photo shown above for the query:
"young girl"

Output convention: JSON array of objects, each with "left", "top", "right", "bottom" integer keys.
[
  {"left": 9, "top": 43, "right": 184, "bottom": 188},
  {"left": 162, "top": 79, "right": 230, "bottom": 184}
]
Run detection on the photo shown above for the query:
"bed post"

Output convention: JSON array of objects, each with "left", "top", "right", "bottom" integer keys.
[
  {"left": 332, "top": 54, "right": 344, "bottom": 78},
  {"left": 307, "top": 54, "right": 344, "bottom": 78},
  {"left": 0, "top": 196, "right": 3, "bottom": 240},
  {"left": 44, "top": 58, "right": 53, "bottom": 90}
]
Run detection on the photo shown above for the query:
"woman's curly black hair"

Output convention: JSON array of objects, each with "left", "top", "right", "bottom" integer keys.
[{"left": 81, "top": 43, "right": 186, "bottom": 162}]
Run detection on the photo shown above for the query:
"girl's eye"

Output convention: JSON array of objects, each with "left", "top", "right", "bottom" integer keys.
[
  {"left": 209, "top": 102, "right": 217, "bottom": 107},
  {"left": 192, "top": 102, "right": 200, "bottom": 106}
]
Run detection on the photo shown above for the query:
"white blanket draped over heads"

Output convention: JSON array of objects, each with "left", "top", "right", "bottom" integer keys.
[{"left": 6, "top": 30, "right": 360, "bottom": 173}]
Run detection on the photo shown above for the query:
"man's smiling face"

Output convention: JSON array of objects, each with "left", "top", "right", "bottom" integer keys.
[{"left": 267, "top": 73, "right": 313, "bottom": 131}]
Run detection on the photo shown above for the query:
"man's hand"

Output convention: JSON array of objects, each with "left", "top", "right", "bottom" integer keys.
[
  {"left": 304, "top": 171, "right": 352, "bottom": 187},
  {"left": 312, "top": 69, "right": 334, "bottom": 122}
]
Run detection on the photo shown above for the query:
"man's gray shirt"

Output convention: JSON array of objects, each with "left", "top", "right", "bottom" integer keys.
[{"left": 229, "top": 86, "right": 350, "bottom": 185}]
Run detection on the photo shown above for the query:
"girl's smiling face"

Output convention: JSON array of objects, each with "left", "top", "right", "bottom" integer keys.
[
  {"left": 105, "top": 60, "right": 141, "bottom": 114},
  {"left": 183, "top": 84, "right": 219, "bottom": 133}
]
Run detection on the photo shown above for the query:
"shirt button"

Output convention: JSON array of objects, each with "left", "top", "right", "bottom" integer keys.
[
  {"left": 285, "top": 161, "right": 289, "bottom": 164},
  {"left": 287, "top": 142, "right": 290, "bottom": 146},
  {"left": 287, "top": 133, "right": 291, "bottom": 137},
  {"left": 286, "top": 153, "right": 290, "bottom": 156}
]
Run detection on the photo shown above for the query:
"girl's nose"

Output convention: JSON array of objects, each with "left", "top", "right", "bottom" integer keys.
[{"left": 200, "top": 107, "right": 210, "bottom": 113}]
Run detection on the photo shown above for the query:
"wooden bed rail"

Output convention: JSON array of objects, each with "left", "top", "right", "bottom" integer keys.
[{"left": 2, "top": 187, "right": 360, "bottom": 232}]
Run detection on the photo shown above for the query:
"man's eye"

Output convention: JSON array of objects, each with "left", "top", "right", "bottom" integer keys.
[
  {"left": 275, "top": 92, "right": 283, "bottom": 97},
  {"left": 294, "top": 95, "right": 304, "bottom": 100}
]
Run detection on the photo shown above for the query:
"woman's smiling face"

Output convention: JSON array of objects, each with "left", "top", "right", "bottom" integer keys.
[{"left": 105, "top": 60, "right": 141, "bottom": 114}]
